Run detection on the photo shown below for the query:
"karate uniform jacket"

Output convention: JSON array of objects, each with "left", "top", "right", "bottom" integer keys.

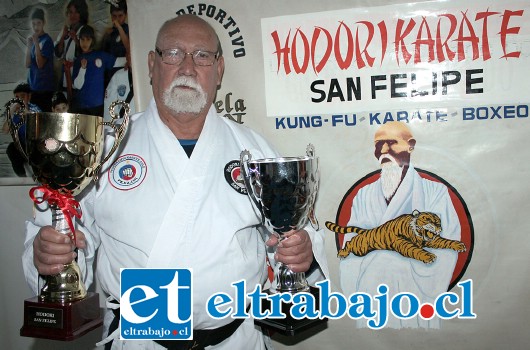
[
  {"left": 22, "top": 99, "right": 328, "bottom": 349},
  {"left": 103, "top": 68, "right": 135, "bottom": 122}
]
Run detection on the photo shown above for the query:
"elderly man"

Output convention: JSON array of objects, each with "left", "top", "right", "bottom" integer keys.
[
  {"left": 339, "top": 121, "right": 461, "bottom": 329},
  {"left": 22, "top": 15, "right": 327, "bottom": 349}
]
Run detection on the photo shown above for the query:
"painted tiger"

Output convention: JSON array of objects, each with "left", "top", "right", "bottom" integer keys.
[{"left": 325, "top": 210, "right": 466, "bottom": 264}]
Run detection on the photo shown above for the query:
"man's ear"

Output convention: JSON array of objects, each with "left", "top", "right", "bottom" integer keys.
[
  {"left": 216, "top": 55, "right": 225, "bottom": 87},
  {"left": 147, "top": 50, "right": 155, "bottom": 78},
  {"left": 408, "top": 138, "right": 416, "bottom": 152}
]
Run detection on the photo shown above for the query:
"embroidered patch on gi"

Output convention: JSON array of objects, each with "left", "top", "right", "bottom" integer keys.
[
  {"left": 109, "top": 154, "right": 147, "bottom": 191},
  {"left": 224, "top": 160, "right": 247, "bottom": 195},
  {"left": 117, "top": 84, "right": 127, "bottom": 97}
]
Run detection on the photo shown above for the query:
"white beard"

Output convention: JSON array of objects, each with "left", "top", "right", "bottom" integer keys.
[
  {"left": 379, "top": 155, "right": 403, "bottom": 200},
  {"left": 162, "top": 76, "right": 207, "bottom": 114}
]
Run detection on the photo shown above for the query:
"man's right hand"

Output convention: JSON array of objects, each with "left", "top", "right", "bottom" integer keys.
[{"left": 33, "top": 226, "right": 86, "bottom": 275}]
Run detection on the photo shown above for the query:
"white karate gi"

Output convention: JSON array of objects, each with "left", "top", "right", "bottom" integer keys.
[
  {"left": 103, "top": 68, "right": 135, "bottom": 122},
  {"left": 22, "top": 99, "right": 328, "bottom": 349},
  {"left": 339, "top": 165, "right": 460, "bottom": 329}
]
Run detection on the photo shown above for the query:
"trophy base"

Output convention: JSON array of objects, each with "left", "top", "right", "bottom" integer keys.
[
  {"left": 20, "top": 292, "right": 103, "bottom": 341},
  {"left": 254, "top": 286, "right": 328, "bottom": 336}
]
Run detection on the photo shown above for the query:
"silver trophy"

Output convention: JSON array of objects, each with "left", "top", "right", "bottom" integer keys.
[{"left": 240, "top": 144, "right": 319, "bottom": 293}]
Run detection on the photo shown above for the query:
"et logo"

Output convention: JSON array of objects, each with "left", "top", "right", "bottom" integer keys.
[{"left": 120, "top": 269, "right": 193, "bottom": 340}]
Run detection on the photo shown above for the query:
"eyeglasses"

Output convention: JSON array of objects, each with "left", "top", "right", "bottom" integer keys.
[{"left": 154, "top": 47, "right": 219, "bottom": 66}]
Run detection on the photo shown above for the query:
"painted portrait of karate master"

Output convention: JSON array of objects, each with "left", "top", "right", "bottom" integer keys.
[{"left": 326, "top": 121, "right": 473, "bottom": 329}]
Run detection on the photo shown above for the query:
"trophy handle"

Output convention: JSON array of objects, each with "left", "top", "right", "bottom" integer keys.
[
  {"left": 308, "top": 194, "right": 320, "bottom": 230},
  {"left": 306, "top": 143, "right": 315, "bottom": 157},
  {"left": 92, "top": 100, "right": 131, "bottom": 181},
  {"left": 240, "top": 150, "right": 265, "bottom": 224},
  {"left": 5, "top": 98, "right": 29, "bottom": 160},
  {"left": 306, "top": 143, "right": 320, "bottom": 230}
]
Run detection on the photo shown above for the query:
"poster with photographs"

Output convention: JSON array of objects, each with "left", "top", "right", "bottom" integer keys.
[{"left": 0, "top": 0, "right": 133, "bottom": 181}]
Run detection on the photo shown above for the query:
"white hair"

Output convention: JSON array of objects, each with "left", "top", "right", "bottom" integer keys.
[{"left": 379, "top": 154, "right": 403, "bottom": 200}]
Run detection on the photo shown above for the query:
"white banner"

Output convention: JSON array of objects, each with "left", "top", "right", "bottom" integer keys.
[{"left": 261, "top": 3, "right": 530, "bottom": 117}]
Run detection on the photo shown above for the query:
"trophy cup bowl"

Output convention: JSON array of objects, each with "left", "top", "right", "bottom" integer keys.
[
  {"left": 6, "top": 98, "right": 130, "bottom": 340},
  {"left": 240, "top": 144, "right": 319, "bottom": 293},
  {"left": 240, "top": 145, "right": 324, "bottom": 335}
]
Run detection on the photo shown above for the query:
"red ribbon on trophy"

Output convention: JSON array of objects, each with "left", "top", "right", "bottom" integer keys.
[{"left": 29, "top": 186, "right": 82, "bottom": 245}]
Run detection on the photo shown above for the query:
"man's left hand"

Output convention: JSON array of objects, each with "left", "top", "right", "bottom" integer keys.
[{"left": 266, "top": 229, "right": 313, "bottom": 273}]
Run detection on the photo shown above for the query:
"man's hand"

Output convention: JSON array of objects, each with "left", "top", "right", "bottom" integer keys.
[
  {"left": 266, "top": 229, "right": 313, "bottom": 273},
  {"left": 33, "top": 226, "right": 86, "bottom": 275}
]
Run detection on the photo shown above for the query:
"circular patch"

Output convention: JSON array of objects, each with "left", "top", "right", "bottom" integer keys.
[
  {"left": 117, "top": 84, "right": 127, "bottom": 97},
  {"left": 224, "top": 160, "right": 247, "bottom": 195},
  {"left": 95, "top": 58, "right": 102, "bottom": 68},
  {"left": 109, "top": 154, "right": 147, "bottom": 191}
]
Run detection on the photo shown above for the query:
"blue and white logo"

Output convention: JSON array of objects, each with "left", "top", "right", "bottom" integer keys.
[
  {"left": 109, "top": 154, "right": 147, "bottom": 191},
  {"left": 120, "top": 269, "right": 193, "bottom": 340}
]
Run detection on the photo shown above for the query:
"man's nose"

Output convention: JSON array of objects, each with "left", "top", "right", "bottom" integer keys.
[
  {"left": 178, "top": 54, "right": 196, "bottom": 75},
  {"left": 380, "top": 142, "right": 390, "bottom": 153}
]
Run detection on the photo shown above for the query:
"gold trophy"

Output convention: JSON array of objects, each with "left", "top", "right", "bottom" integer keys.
[{"left": 6, "top": 98, "right": 130, "bottom": 341}]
